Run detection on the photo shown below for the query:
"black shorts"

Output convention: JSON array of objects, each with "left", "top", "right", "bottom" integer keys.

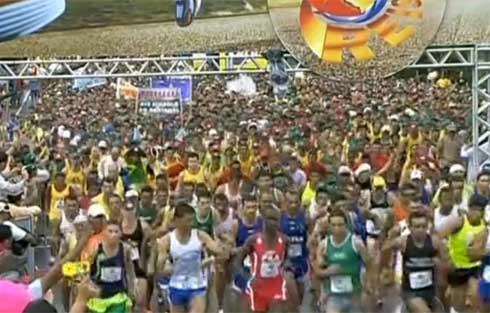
[
  {"left": 134, "top": 261, "right": 147, "bottom": 279},
  {"left": 403, "top": 288, "right": 436, "bottom": 308},
  {"left": 447, "top": 267, "right": 480, "bottom": 286}
]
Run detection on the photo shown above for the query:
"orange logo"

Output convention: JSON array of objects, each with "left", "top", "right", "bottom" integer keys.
[{"left": 299, "top": 0, "right": 423, "bottom": 63}]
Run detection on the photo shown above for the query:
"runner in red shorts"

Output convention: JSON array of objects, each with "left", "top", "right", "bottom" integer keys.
[{"left": 233, "top": 204, "right": 288, "bottom": 313}]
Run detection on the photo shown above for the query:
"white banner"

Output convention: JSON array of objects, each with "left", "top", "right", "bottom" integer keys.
[{"left": 72, "top": 69, "right": 107, "bottom": 91}]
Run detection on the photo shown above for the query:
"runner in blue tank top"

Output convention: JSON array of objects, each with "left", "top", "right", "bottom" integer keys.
[
  {"left": 232, "top": 195, "right": 263, "bottom": 295},
  {"left": 280, "top": 187, "right": 310, "bottom": 311}
]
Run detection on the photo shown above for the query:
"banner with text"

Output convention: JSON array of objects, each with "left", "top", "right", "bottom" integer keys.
[
  {"left": 137, "top": 88, "right": 182, "bottom": 117},
  {"left": 151, "top": 76, "right": 192, "bottom": 104}
]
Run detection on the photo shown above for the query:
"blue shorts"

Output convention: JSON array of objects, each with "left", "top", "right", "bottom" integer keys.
[
  {"left": 167, "top": 287, "right": 206, "bottom": 307},
  {"left": 232, "top": 269, "right": 250, "bottom": 294},
  {"left": 287, "top": 260, "right": 308, "bottom": 281},
  {"left": 157, "top": 276, "right": 170, "bottom": 291},
  {"left": 479, "top": 279, "right": 490, "bottom": 303}
]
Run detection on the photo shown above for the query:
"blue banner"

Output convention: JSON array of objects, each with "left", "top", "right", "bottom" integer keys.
[{"left": 151, "top": 76, "right": 192, "bottom": 104}]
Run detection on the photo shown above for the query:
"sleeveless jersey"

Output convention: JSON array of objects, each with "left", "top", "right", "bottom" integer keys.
[
  {"left": 183, "top": 167, "right": 205, "bottom": 185},
  {"left": 193, "top": 211, "right": 214, "bottom": 237},
  {"left": 301, "top": 181, "right": 316, "bottom": 208},
  {"left": 65, "top": 166, "right": 85, "bottom": 187},
  {"left": 280, "top": 211, "right": 308, "bottom": 272},
  {"left": 122, "top": 220, "right": 145, "bottom": 277},
  {"left": 60, "top": 210, "right": 76, "bottom": 237},
  {"left": 402, "top": 234, "right": 436, "bottom": 292},
  {"left": 215, "top": 208, "right": 234, "bottom": 239},
  {"left": 250, "top": 234, "right": 286, "bottom": 285},
  {"left": 49, "top": 184, "right": 70, "bottom": 220},
  {"left": 169, "top": 229, "right": 207, "bottom": 290},
  {"left": 224, "top": 182, "right": 243, "bottom": 211},
  {"left": 90, "top": 243, "right": 127, "bottom": 299},
  {"left": 449, "top": 216, "right": 485, "bottom": 269},
  {"left": 324, "top": 233, "right": 362, "bottom": 295},
  {"left": 434, "top": 206, "right": 459, "bottom": 233},
  {"left": 394, "top": 219, "right": 431, "bottom": 282},
  {"left": 239, "top": 154, "right": 254, "bottom": 178},
  {"left": 232, "top": 216, "right": 263, "bottom": 293},
  {"left": 236, "top": 216, "right": 263, "bottom": 247}
]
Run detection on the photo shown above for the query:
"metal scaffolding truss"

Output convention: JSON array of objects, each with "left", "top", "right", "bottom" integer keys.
[
  {"left": 0, "top": 53, "right": 307, "bottom": 80},
  {"left": 472, "top": 45, "right": 490, "bottom": 167},
  {"left": 0, "top": 45, "right": 489, "bottom": 170},
  {"left": 0, "top": 46, "right": 477, "bottom": 80}
]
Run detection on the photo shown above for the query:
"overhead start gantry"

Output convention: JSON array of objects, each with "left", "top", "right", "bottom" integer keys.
[{"left": 0, "top": 45, "right": 489, "bottom": 171}]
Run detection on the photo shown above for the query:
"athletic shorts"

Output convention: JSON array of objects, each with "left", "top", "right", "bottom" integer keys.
[
  {"left": 245, "top": 278, "right": 287, "bottom": 312},
  {"left": 324, "top": 294, "right": 361, "bottom": 313},
  {"left": 232, "top": 269, "right": 250, "bottom": 294},
  {"left": 167, "top": 287, "right": 206, "bottom": 307},
  {"left": 447, "top": 267, "right": 480, "bottom": 286},
  {"left": 479, "top": 280, "right": 490, "bottom": 303},
  {"left": 157, "top": 276, "right": 170, "bottom": 291},
  {"left": 402, "top": 288, "right": 436, "bottom": 308},
  {"left": 286, "top": 260, "right": 308, "bottom": 281}
]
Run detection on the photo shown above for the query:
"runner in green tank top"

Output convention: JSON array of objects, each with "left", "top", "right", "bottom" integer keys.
[
  {"left": 193, "top": 189, "right": 214, "bottom": 237},
  {"left": 192, "top": 189, "right": 219, "bottom": 312},
  {"left": 324, "top": 232, "right": 362, "bottom": 295},
  {"left": 315, "top": 209, "right": 373, "bottom": 313}
]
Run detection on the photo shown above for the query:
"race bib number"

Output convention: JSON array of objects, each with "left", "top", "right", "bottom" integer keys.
[
  {"left": 260, "top": 260, "right": 280, "bottom": 278},
  {"left": 181, "top": 277, "right": 204, "bottom": 289},
  {"left": 130, "top": 247, "right": 140, "bottom": 261},
  {"left": 330, "top": 275, "right": 353, "bottom": 293},
  {"left": 100, "top": 267, "right": 122, "bottom": 283},
  {"left": 56, "top": 199, "right": 64, "bottom": 210},
  {"left": 409, "top": 270, "right": 432, "bottom": 289},
  {"left": 243, "top": 256, "right": 251, "bottom": 269},
  {"left": 483, "top": 266, "right": 490, "bottom": 282},
  {"left": 288, "top": 244, "right": 302, "bottom": 258}
]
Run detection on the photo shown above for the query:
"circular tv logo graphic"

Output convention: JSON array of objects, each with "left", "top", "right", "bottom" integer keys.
[
  {"left": 311, "top": 0, "right": 389, "bottom": 28},
  {"left": 268, "top": 0, "right": 447, "bottom": 81}
]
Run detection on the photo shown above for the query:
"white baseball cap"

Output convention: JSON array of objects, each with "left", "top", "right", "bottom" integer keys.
[
  {"left": 449, "top": 164, "right": 465, "bottom": 175},
  {"left": 355, "top": 163, "right": 372, "bottom": 177},
  {"left": 87, "top": 204, "right": 106, "bottom": 218},
  {"left": 338, "top": 165, "right": 353, "bottom": 175},
  {"left": 98, "top": 140, "right": 108, "bottom": 149}
]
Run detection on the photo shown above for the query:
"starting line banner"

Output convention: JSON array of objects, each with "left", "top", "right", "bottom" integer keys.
[{"left": 137, "top": 88, "right": 182, "bottom": 116}]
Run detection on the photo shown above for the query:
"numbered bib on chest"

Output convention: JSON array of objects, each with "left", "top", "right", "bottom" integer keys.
[
  {"left": 260, "top": 259, "right": 281, "bottom": 278},
  {"left": 100, "top": 266, "right": 122, "bottom": 283},
  {"left": 56, "top": 199, "right": 65, "bottom": 210},
  {"left": 243, "top": 256, "right": 251, "bottom": 269},
  {"left": 330, "top": 275, "right": 353, "bottom": 293},
  {"left": 181, "top": 277, "right": 199, "bottom": 289},
  {"left": 130, "top": 246, "right": 140, "bottom": 261},
  {"left": 409, "top": 270, "right": 433, "bottom": 289},
  {"left": 483, "top": 265, "right": 490, "bottom": 282},
  {"left": 288, "top": 243, "right": 303, "bottom": 258}
]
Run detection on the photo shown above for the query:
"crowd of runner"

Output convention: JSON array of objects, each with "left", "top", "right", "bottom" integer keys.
[{"left": 1, "top": 71, "right": 489, "bottom": 313}]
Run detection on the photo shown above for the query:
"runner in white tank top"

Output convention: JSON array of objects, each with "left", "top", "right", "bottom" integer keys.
[
  {"left": 434, "top": 206, "right": 460, "bottom": 233},
  {"left": 434, "top": 185, "right": 460, "bottom": 234},
  {"left": 224, "top": 181, "right": 242, "bottom": 212},
  {"left": 156, "top": 202, "right": 230, "bottom": 312},
  {"left": 169, "top": 229, "right": 207, "bottom": 290}
]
